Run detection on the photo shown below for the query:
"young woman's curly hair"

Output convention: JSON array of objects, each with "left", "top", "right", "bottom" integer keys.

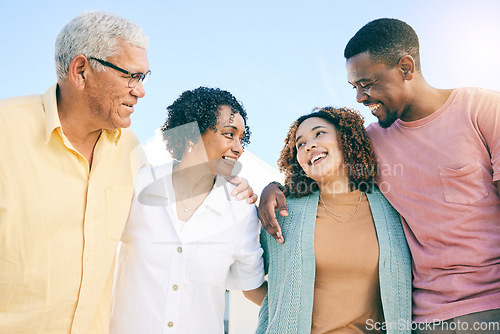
[
  {"left": 161, "top": 86, "right": 250, "bottom": 160},
  {"left": 278, "top": 107, "right": 377, "bottom": 198}
]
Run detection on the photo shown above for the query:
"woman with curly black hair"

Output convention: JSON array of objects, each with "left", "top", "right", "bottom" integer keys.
[
  {"left": 256, "top": 107, "right": 412, "bottom": 334},
  {"left": 110, "top": 87, "right": 266, "bottom": 334}
]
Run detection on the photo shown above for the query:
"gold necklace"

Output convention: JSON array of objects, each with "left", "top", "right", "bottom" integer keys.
[
  {"left": 172, "top": 161, "right": 194, "bottom": 214},
  {"left": 173, "top": 190, "right": 193, "bottom": 215},
  {"left": 172, "top": 162, "right": 214, "bottom": 216},
  {"left": 178, "top": 199, "right": 193, "bottom": 213},
  {"left": 319, "top": 191, "right": 363, "bottom": 223},
  {"left": 174, "top": 182, "right": 214, "bottom": 214}
]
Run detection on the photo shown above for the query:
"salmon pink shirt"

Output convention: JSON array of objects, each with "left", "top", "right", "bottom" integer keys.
[{"left": 367, "top": 87, "right": 500, "bottom": 322}]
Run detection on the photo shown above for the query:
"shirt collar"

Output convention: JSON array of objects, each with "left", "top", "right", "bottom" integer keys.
[
  {"left": 43, "top": 84, "right": 122, "bottom": 145},
  {"left": 102, "top": 128, "right": 122, "bottom": 145},
  {"left": 203, "top": 176, "right": 230, "bottom": 216},
  {"left": 138, "top": 166, "right": 230, "bottom": 216},
  {"left": 137, "top": 165, "right": 172, "bottom": 207},
  {"left": 44, "top": 84, "right": 60, "bottom": 144}
]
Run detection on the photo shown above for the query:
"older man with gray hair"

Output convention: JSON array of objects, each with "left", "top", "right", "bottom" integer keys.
[
  {"left": 0, "top": 11, "right": 149, "bottom": 334},
  {"left": 0, "top": 11, "right": 257, "bottom": 333}
]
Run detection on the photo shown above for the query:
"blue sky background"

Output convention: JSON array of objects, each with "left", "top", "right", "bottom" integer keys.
[{"left": 2, "top": 0, "right": 500, "bottom": 166}]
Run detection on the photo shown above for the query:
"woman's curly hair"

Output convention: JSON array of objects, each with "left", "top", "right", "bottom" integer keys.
[
  {"left": 278, "top": 107, "right": 377, "bottom": 198},
  {"left": 161, "top": 86, "right": 250, "bottom": 160}
]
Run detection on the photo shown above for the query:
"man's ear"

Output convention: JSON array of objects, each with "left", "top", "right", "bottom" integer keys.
[
  {"left": 68, "top": 54, "right": 89, "bottom": 90},
  {"left": 399, "top": 55, "right": 415, "bottom": 80}
]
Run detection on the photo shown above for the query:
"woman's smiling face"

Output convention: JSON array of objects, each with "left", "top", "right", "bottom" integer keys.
[
  {"left": 200, "top": 105, "right": 245, "bottom": 176},
  {"left": 295, "top": 117, "right": 346, "bottom": 185}
]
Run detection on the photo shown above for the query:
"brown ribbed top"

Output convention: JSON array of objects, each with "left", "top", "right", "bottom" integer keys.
[{"left": 311, "top": 190, "right": 384, "bottom": 333}]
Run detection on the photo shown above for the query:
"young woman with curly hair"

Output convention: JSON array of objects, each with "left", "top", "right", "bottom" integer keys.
[
  {"left": 110, "top": 87, "right": 266, "bottom": 334},
  {"left": 256, "top": 107, "right": 412, "bottom": 334}
]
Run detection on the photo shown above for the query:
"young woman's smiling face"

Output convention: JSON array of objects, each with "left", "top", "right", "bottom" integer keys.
[{"left": 295, "top": 117, "right": 346, "bottom": 185}]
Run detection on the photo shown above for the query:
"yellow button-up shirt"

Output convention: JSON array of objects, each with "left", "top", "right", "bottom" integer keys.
[{"left": 0, "top": 85, "right": 146, "bottom": 334}]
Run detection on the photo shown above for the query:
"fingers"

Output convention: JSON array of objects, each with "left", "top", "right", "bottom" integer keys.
[
  {"left": 256, "top": 182, "right": 288, "bottom": 243},
  {"left": 226, "top": 176, "right": 242, "bottom": 193},
  {"left": 257, "top": 204, "right": 284, "bottom": 244},
  {"left": 247, "top": 193, "right": 258, "bottom": 204},
  {"left": 275, "top": 191, "right": 288, "bottom": 217},
  {"left": 228, "top": 176, "right": 253, "bottom": 200},
  {"left": 234, "top": 188, "right": 251, "bottom": 201},
  {"left": 243, "top": 184, "right": 254, "bottom": 200},
  {"left": 268, "top": 218, "right": 284, "bottom": 244},
  {"left": 257, "top": 203, "right": 285, "bottom": 244}
]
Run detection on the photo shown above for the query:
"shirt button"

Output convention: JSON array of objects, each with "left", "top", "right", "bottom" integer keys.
[
  {"left": 172, "top": 284, "right": 178, "bottom": 291},
  {"left": 177, "top": 246, "right": 183, "bottom": 253},
  {"left": 167, "top": 321, "right": 174, "bottom": 327}
]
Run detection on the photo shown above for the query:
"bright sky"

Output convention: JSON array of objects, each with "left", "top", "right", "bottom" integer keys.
[{"left": 2, "top": 0, "right": 499, "bottom": 166}]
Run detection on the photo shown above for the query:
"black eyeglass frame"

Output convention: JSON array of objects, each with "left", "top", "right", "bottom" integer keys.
[{"left": 88, "top": 57, "right": 151, "bottom": 88}]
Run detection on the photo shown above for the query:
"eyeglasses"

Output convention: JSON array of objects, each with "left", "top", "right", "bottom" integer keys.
[{"left": 88, "top": 57, "right": 151, "bottom": 88}]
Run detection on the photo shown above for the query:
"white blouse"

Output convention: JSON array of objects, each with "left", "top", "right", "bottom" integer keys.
[{"left": 110, "top": 162, "right": 265, "bottom": 334}]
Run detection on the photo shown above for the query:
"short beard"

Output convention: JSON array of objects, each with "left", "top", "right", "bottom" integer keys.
[
  {"left": 378, "top": 105, "right": 410, "bottom": 128},
  {"left": 378, "top": 112, "right": 398, "bottom": 128}
]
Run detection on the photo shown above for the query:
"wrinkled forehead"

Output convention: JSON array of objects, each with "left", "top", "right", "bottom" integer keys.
[{"left": 109, "top": 40, "right": 150, "bottom": 73}]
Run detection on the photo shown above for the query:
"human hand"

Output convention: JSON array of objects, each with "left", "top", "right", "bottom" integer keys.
[
  {"left": 226, "top": 176, "right": 258, "bottom": 204},
  {"left": 257, "top": 182, "right": 288, "bottom": 243}
]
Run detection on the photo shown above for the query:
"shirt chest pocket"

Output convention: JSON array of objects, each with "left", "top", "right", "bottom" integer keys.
[
  {"left": 106, "top": 186, "right": 134, "bottom": 240},
  {"left": 187, "top": 245, "right": 234, "bottom": 288},
  {"left": 439, "top": 162, "right": 488, "bottom": 205}
]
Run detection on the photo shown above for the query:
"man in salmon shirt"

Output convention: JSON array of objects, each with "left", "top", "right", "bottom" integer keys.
[{"left": 258, "top": 18, "right": 500, "bottom": 333}]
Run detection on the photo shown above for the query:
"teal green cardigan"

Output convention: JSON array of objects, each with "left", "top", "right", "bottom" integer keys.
[{"left": 256, "top": 187, "right": 412, "bottom": 334}]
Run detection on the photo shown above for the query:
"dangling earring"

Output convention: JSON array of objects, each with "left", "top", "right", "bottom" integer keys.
[{"left": 188, "top": 141, "right": 193, "bottom": 153}]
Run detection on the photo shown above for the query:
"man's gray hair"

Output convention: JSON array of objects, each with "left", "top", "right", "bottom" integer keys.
[{"left": 55, "top": 11, "right": 148, "bottom": 81}]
